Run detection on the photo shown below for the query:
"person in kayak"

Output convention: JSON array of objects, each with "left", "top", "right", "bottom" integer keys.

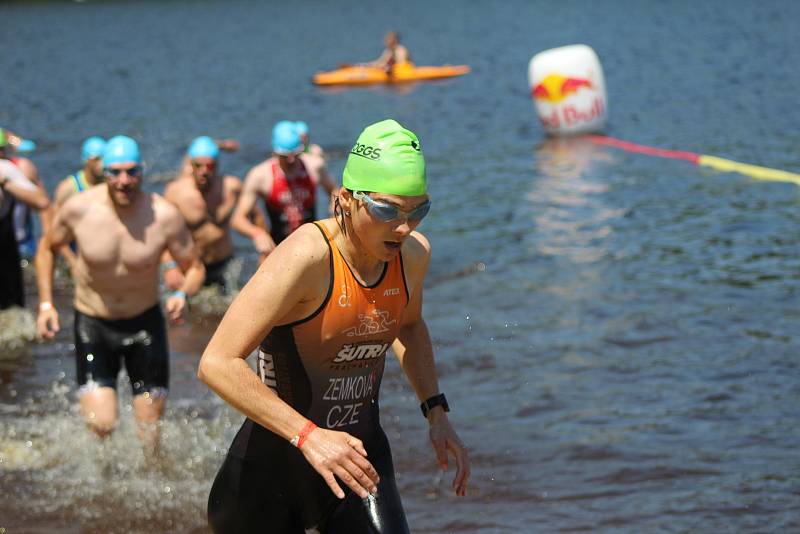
[
  {"left": 368, "top": 31, "right": 411, "bottom": 74},
  {"left": 200, "top": 119, "right": 470, "bottom": 533}
]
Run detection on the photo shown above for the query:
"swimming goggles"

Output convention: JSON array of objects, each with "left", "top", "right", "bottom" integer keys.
[
  {"left": 352, "top": 190, "right": 431, "bottom": 222},
  {"left": 105, "top": 166, "right": 142, "bottom": 178}
]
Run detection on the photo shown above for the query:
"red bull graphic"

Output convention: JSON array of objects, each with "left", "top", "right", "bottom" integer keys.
[
  {"left": 528, "top": 45, "right": 608, "bottom": 136},
  {"left": 531, "top": 74, "right": 594, "bottom": 103},
  {"left": 531, "top": 72, "right": 605, "bottom": 131}
]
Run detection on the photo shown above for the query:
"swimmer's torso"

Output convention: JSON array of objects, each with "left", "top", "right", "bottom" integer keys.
[
  {"left": 256, "top": 221, "right": 409, "bottom": 439},
  {"left": 70, "top": 187, "right": 171, "bottom": 319},
  {"left": 250, "top": 157, "right": 318, "bottom": 244},
  {"left": 165, "top": 176, "right": 236, "bottom": 264}
]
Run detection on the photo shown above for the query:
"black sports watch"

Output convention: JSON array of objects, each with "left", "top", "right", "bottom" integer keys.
[{"left": 420, "top": 393, "right": 449, "bottom": 418}]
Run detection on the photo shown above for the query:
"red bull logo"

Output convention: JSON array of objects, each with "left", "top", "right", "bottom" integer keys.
[
  {"left": 531, "top": 72, "right": 605, "bottom": 131},
  {"left": 531, "top": 73, "right": 594, "bottom": 103}
]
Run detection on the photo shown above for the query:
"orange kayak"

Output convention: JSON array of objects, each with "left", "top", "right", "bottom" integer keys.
[{"left": 312, "top": 63, "right": 470, "bottom": 86}]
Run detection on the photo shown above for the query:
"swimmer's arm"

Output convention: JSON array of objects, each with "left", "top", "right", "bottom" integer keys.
[
  {"left": 233, "top": 169, "right": 276, "bottom": 256},
  {"left": 227, "top": 176, "right": 266, "bottom": 228},
  {"left": 394, "top": 234, "right": 441, "bottom": 406},
  {"left": 16, "top": 157, "right": 43, "bottom": 188},
  {"left": 162, "top": 204, "right": 205, "bottom": 297},
  {"left": 367, "top": 49, "right": 391, "bottom": 68},
  {"left": 18, "top": 159, "right": 54, "bottom": 233},
  {"left": 161, "top": 202, "right": 205, "bottom": 323},
  {"left": 52, "top": 179, "right": 79, "bottom": 267},
  {"left": 162, "top": 179, "right": 180, "bottom": 205},
  {"left": 35, "top": 200, "right": 77, "bottom": 338},
  {"left": 53, "top": 178, "right": 75, "bottom": 210},
  {"left": 198, "top": 226, "right": 379, "bottom": 498},
  {"left": 394, "top": 233, "right": 470, "bottom": 496},
  {"left": 199, "top": 228, "right": 323, "bottom": 434},
  {"left": 231, "top": 169, "right": 269, "bottom": 238},
  {"left": 159, "top": 249, "right": 183, "bottom": 291},
  {"left": 0, "top": 169, "right": 49, "bottom": 210}
]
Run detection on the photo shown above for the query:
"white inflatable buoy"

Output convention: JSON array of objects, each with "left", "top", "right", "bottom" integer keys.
[{"left": 528, "top": 44, "right": 607, "bottom": 136}]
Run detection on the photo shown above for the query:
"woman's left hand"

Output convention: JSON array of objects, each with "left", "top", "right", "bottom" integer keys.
[{"left": 428, "top": 411, "right": 470, "bottom": 496}]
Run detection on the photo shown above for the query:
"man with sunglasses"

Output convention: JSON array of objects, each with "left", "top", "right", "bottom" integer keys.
[
  {"left": 162, "top": 136, "right": 249, "bottom": 294},
  {"left": 231, "top": 120, "right": 337, "bottom": 262},
  {"left": 35, "top": 135, "right": 205, "bottom": 458},
  {"left": 201, "top": 120, "right": 469, "bottom": 533},
  {"left": 52, "top": 136, "right": 107, "bottom": 270}
]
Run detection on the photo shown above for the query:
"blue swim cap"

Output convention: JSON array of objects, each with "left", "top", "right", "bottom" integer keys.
[
  {"left": 188, "top": 136, "right": 219, "bottom": 159},
  {"left": 17, "top": 139, "right": 36, "bottom": 153},
  {"left": 294, "top": 121, "right": 309, "bottom": 136},
  {"left": 103, "top": 135, "right": 141, "bottom": 167},
  {"left": 272, "top": 121, "right": 302, "bottom": 155},
  {"left": 81, "top": 136, "right": 106, "bottom": 162}
]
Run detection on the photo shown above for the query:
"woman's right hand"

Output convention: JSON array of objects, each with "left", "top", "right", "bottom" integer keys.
[{"left": 300, "top": 427, "right": 380, "bottom": 499}]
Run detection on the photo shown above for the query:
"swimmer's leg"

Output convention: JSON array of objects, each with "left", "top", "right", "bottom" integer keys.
[
  {"left": 132, "top": 389, "right": 167, "bottom": 459},
  {"left": 78, "top": 386, "right": 118, "bottom": 438},
  {"left": 208, "top": 453, "right": 305, "bottom": 534},
  {"left": 74, "top": 309, "right": 121, "bottom": 438},
  {"left": 322, "top": 433, "right": 410, "bottom": 534},
  {"left": 124, "top": 306, "right": 170, "bottom": 458}
]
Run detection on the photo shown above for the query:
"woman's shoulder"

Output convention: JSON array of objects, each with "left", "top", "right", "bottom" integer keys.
[
  {"left": 400, "top": 231, "right": 431, "bottom": 280},
  {"left": 274, "top": 221, "right": 332, "bottom": 266},
  {"left": 402, "top": 231, "right": 431, "bottom": 259}
]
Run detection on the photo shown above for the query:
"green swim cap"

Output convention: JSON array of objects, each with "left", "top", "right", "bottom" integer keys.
[
  {"left": 342, "top": 119, "right": 426, "bottom": 196},
  {"left": 0, "top": 128, "right": 7, "bottom": 148}
]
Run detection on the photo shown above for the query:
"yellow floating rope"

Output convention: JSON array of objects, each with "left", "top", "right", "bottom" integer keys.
[{"left": 697, "top": 155, "right": 800, "bottom": 186}]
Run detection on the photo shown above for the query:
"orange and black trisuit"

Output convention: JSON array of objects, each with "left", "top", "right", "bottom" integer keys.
[{"left": 208, "top": 222, "right": 412, "bottom": 534}]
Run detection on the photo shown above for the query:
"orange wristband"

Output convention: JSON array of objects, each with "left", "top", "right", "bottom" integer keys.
[{"left": 291, "top": 421, "right": 317, "bottom": 448}]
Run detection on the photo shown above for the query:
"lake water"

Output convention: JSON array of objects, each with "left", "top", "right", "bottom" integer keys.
[{"left": 2, "top": 0, "right": 799, "bottom": 532}]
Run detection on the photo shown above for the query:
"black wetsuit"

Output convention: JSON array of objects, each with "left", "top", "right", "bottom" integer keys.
[{"left": 0, "top": 196, "right": 24, "bottom": 309}]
